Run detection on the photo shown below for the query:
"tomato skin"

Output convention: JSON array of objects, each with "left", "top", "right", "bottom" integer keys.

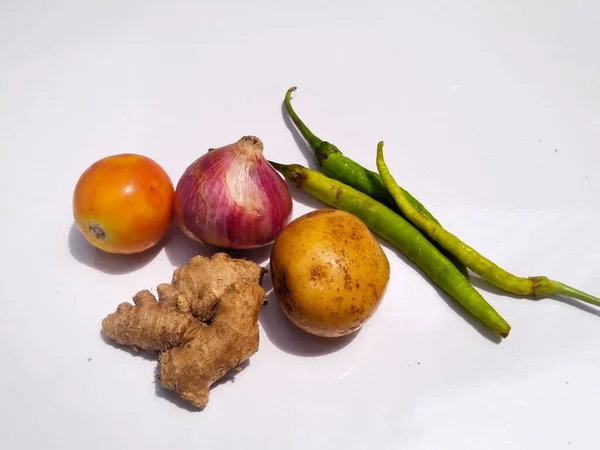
[{"left": 73, "top": 154, "right": 174, "bottom": 254}]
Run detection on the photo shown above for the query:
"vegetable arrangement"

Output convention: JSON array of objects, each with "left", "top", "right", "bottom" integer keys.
[
  {"left": 71, "top": 86, "right": 598, "bottom": 409},
  {"left": 268, "top": 161, "right": 510, "bottom": 337},
  {"left": 276, "top": 86, "right": 600, "bottom": 337}
]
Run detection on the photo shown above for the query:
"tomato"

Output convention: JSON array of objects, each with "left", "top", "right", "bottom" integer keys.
[{"left": 73, "top": 154, "right": 175, "bottom": 254}]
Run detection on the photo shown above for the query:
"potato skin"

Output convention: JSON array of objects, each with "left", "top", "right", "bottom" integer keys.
[{"left": 270, "top": 209, "right": 390, "bottom": 337}]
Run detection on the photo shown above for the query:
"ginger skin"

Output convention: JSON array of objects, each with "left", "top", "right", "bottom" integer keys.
[{"left": 101, "top": 252, "right": 266, "bottom": 408}]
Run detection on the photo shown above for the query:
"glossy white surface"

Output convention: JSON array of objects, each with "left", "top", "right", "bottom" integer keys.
[{"left": 1, "top": 1, "right": 599, "bottom": 449}]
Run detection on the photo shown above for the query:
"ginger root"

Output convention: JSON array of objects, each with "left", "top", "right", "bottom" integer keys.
[{"left": 101, "top": 252, "right": 266, "bottom": 408}]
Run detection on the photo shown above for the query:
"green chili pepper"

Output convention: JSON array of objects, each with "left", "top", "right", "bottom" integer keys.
[
  {"left": 375, "top": 141, "right": 600, "bottom": 307},
  {"left": 284, "top": 86, "right": 469, "bottom": 278},
  {"left": 269, "top": 160, "right": 511, "bottom": 338},
  {"left": 284, "top": 87, "right": 432, "bottom": 214}
]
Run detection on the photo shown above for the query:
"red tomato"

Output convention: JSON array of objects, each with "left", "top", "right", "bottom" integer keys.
[{"left": 73, "top": 154, "right": 175, "bottom": 254}]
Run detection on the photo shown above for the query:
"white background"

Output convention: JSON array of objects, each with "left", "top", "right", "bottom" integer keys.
[{"left": 1, "top": 1, "right": 599, "bottom": 449}]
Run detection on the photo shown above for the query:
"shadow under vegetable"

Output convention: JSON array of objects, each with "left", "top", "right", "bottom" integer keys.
[
  {"left": 164, "top": 224, "right": 275, "bottom": 268},
  {"left": 68, "top": 222, "right": 162, "bottom": 275},
  {"left": 163, "top": 224, "right": 217, "bottom": 267},
  {"left": 470, "top": 274, "right": 600, "bottom": 319},
  {"left": 284, "top": 182, "right": 331, "bottom": 212},
  {"left": 153, "top": 359, "right": 250, "bottom": 412},
  {"left": 258, "top": 269, "right": 361, "bottom": 357},
  {"left": 374, "top": 236, "right": 503, "bottom": 344},
  {"left": 100, "top": 328, "right": 249, "bottom": 412},
  {"left": 280, "top": 99, "right": 321, "bottom": 171}
]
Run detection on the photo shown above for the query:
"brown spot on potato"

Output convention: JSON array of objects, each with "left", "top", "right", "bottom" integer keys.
[
  {"left": 343, "top": 268, "right": 352, "bottom": 290},
  {"left": 349, "top": 223, "right": 366, "bottom": 240},
  {"left": 310, "top": 264, "right": 328, "bottom": 282},
  {"left": 348, "top": 303, "right": 366, "bottom": 317},
  {"left": 333, "top": 296, "right": 343, "bottom": 309}
]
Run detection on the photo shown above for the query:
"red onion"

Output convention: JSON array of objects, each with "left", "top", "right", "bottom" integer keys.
[{"left": 174, "top": 136, "right": 293, "bottom": 249}]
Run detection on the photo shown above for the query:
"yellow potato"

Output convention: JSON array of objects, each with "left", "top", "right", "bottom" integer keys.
[{"left": 270, "top": 209, "right": 390, "bottom": 337}]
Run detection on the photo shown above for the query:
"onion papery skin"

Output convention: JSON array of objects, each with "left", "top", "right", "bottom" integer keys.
[{"left": 174, "top": 136, "right": 293, "bottom": 249}]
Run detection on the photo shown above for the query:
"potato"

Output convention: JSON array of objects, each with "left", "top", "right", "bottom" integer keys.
[{"left": 270, "top": 209, "right": 390, "bottom": 337}]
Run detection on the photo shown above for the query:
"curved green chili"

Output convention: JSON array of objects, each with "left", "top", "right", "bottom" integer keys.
[
  {"left": 269, "top": 160, "right": 511, "bottom": 338},
  {"left": 284, "top": 87, "right": 432, "bottom": 215},
  {"left": 284, "top": 86, "right": 469, "bottom": 278},
  {"left": 375, "top": 141, "right": 600, "bottom": 307}
]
